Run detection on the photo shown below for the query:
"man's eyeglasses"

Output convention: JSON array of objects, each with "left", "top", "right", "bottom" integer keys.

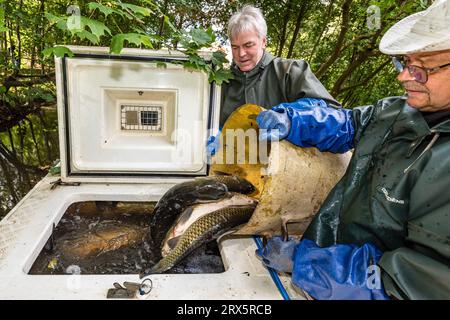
[{"left": 392, "top": 56, "right": 450, "bottom": 84}]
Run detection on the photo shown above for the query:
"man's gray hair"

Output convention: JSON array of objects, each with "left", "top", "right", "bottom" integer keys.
[{"left": 227, "top": 5, "right": 267, "bottom": 42}]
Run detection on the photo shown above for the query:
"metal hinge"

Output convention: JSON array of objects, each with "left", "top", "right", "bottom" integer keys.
[{"left": 50, "top": 178, "right": 81, "bottom": 190}]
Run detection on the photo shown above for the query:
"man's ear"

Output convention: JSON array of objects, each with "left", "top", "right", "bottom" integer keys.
[{"left": 262, "top": 37, "right": 267, "bottom": 49}]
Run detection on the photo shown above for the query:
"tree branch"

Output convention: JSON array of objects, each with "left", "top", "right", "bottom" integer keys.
[{"left": 316, "top": 0, "right": 353, "bottom": 79}]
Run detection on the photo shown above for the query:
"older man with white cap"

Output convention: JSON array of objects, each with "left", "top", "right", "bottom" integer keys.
[{"left": 256, "top": 0, "right": 450, "bottom": 299}]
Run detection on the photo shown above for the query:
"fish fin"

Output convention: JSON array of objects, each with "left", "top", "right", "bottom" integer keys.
[
  {"left": 177, "top": 206, "right": 194, "bottom": 226},
  {"left": 167, "top": 236, "right": 181, "bottom": 250},
  {"left": 211, "top": 171, "right": 231, "bottom": 176},
  {"left": 195, "top": 192, "right": 233, "bottom": 203}
]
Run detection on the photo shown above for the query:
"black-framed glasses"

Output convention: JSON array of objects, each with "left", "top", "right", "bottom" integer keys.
[{"left": 392, "top": 56, "right": 450, "bottom": 84}]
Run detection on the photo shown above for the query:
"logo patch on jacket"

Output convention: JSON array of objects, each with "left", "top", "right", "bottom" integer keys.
[{"left": 380, "top": 187, "right": 405, "bottom": 204}]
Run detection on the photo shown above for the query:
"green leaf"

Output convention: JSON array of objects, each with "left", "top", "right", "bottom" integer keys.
[
  {"left": 189, "top": 53, "right": 208, "bottom": 67},
  {"left": 81, "top": 17, "right": 111, "bottom": 40},
  {"left": 45, "top": 13, "right": 65, "bottom": 25},
  {"left": 88, "top": 2, "right": 115, "bottom": 18},
  {"left": 208, "top": 68, "right": 233, "bottom": 85},
  {"left": 75, "top": 30, "right": 99, "bottom": 44},
  {"left": 140, "top": 0, "right": 159, "bottom": 10},
  {"left": 211, "top": 51, "right": 229, "bottom": 66},
  {"left": 164, "top": 15, "right": 179, "bottom": 34},
  {"left": 110, "top": 34, "right": 126, "bottom": 54},
  {"left": 0, "top": 86, "right": 6, "bottom": 94},
  {"left": 190, "top": 28, "right": 214, "bottom": 47},
  {"left": 131, "top": 25, "right": 146, "bottom": 34},
  {"left": 42, "top": 46, "right": 74, "bottom": 58},
  {"left": 139, "top": 35, "right": 153, "bottom": 49},
  {"left": 110, "top": 33, "right": 153, "bottom": 54},
  {"left": 37, "top": 92, "right": 55, "bottom": 102},
  {"left": 49, "top": 166, "right": 61, "bottom": 175},
  {"left": 117, "top": 2, "right": 152, "bottom": 17},
  {"left": 182, "top": 61, "right": 199, "bottom": 72}
]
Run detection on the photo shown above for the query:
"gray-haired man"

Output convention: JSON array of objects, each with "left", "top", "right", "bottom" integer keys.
[
  {"left": 257, "top": 0, "right": 450, "bottom": 299},
  {"left": 219, "top": 5, "right": 339, "bottom": 126}
]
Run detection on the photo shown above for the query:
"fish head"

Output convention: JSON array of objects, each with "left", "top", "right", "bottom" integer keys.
[
  {"left": 228, "top": 193, "right": 258, "bottom": 207},
  {"left": 191, "top": 178, "right": 229, "bottom": 200}
]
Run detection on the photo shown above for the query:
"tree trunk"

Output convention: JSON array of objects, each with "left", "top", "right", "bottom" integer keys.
[
  {"left": 331, "top": 23, "right": 384, "bottom": 96},
  {"left": 157, "top": 0, "right": 169, "bottom": 49},
  {"left": 39, "top": 0, "right": 45, "bottom": 74},
  {"left": 38, "top": 109, "right": 53, "bottom": 162},
  {"left": 276, "top": 0, "right": 294, "bottom": 57},
  {"left": 25, "top": 117, "right": 43, "bottom": 165},
  {"left": 308, "top": 0, "right": 335, "bottom": 61},
  {"left": 0, "top": 154, "right": 19, "bottom": 204},
  {"left": 339, "top": 58, "right": 391, "bottom": 94},
  {"left": 287, "top": 1, "right": 309, "bottom": 59},
  {"left": 331, "top": 49, "right": 379, "bottom": 97},
  {"left": 316, "top": 0, "right": 352, "bottom": 79},
  {"left": 18, "top": 121, "right": 25, "bottom": 163},
  {"left": 7, "top": 128, "right": 16, "bottom": 155},
  {"left": 15, "top": 0, "right": 23, "bottom": 71},
  {"left": 173, "top": 13, "right": 184, "bottom": 49}
]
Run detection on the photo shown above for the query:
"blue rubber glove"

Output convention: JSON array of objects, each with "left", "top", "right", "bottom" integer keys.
[
  {"left": 277, "top": 97, "right": 328, "bottom": 109},
  {"left": 256, "top": 109, "right": 291, "bottom": 141},
  {"left": 206, "top": 130, "right": 221, "bottom": 156},
  {"left": 255, "top": 236, "right": 300, "bottom": 273},
  {"left": 272, "top": 98, "right": 354, "bottom": 153},
  {"left": 292, "top": 239, "right": 390, "bottom": 300}
]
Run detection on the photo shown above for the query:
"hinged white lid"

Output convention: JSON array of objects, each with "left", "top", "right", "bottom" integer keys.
[{"left": 55, "top": 46, "right": 221, "bottom": 183}]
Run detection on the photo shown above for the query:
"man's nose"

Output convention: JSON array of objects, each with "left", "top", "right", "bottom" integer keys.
[
  {"left": 397, "top": 68, "right": 415, "bottom": 82},
  {"left": 239, "top": 48, "right": 247, "bottom": 57}
]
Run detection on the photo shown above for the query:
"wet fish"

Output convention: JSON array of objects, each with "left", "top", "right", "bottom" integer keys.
[
  {"left": 149, "top": 176, "right": 255, "bottom": 251},
  {"left": 59, "top": 222, "right": 147, "bottom": 260},
  {"left": 161, "top": 193, "right": 258, "bottom": 257},
  {"left": 209, "top": 173, "right": 255, "bottom": 195},
  {"left": 141, "top": 205, "right": 256, "bottom": 277}
]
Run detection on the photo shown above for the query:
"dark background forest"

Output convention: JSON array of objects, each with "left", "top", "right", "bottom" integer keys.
[{"left": 0, "top": 0, "right": 427, "bottom": 218}]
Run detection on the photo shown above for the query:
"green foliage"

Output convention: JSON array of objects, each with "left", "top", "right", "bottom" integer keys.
[
  {"left": 41, "top": 0, "right": 232, "bottom": 84},
  {"left": 42, "top": 46, "right": 74, "bottom": 58},
  {"left": 88, "top": 2, "right": 117, "bottom": 18},
  {"left": 180, "top": 28, "right": 215, "bottom": 52},
  {"left": 177, "top": 28, "right": 232, "bottom": 85},
  {"left": 110, "top": 33, "right": 153, "bottom": 53}
]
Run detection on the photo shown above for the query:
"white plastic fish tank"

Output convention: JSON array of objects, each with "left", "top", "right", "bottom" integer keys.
[
  {"left": 57, "top": 46, "right": 219, "bottom": 181},
  {"left": 0, "top": 46, "right": 303, "bottom": 300}
]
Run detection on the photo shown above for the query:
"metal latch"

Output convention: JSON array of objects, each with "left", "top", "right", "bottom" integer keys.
[
  {"left": 50, "top": 178, "right": 81, "bottom": 190},
  {"left": 106, "top": 280, "right": 153, "bottom": 299}
]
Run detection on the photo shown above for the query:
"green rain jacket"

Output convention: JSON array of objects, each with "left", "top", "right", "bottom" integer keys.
[
  {"left": 303, "top": 96, "right": 450, "bottom": 299},
  {"left": 220, "top": 51, "right": 340, "bottom": 126}
]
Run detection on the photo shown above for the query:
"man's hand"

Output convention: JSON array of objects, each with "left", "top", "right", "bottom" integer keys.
[
  {"left": 255, "top": 236, "right": 300, "bottom": 273},
  {"left": 256, "top": 109, "right": 291, "bottom": 141},
  {"left": 292, "top": 239, "right": 390, "bottom": 300}
]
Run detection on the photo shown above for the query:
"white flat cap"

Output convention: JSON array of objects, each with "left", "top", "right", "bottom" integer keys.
[{"left": 379, "top": 0, "right": 450, "bottom": 55}]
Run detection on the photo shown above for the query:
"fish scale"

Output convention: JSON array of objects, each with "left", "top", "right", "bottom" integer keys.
[
  {"left": 150, "top": 176, "right": 255, "bottom": 252},
  {"left": 143, "top": 206, "right": 256, "bottom": 276}
]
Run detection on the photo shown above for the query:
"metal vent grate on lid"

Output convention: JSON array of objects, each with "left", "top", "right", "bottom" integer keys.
[{"left": 121, "top": 105, "right": 163, "bottom": 131}]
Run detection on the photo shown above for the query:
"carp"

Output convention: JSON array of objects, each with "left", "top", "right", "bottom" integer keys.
[
  {"left": 149, "top": 175, "right": 255, "bottom": 251},
  {"left": 141, "top": 205, "right": 256, "bottom": 277},
  {"left": 59, "top": 221, "right": 147, "bottom": 261},
  {"left": 161, "top": 193, "right": 258, "bottom": 257}
]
